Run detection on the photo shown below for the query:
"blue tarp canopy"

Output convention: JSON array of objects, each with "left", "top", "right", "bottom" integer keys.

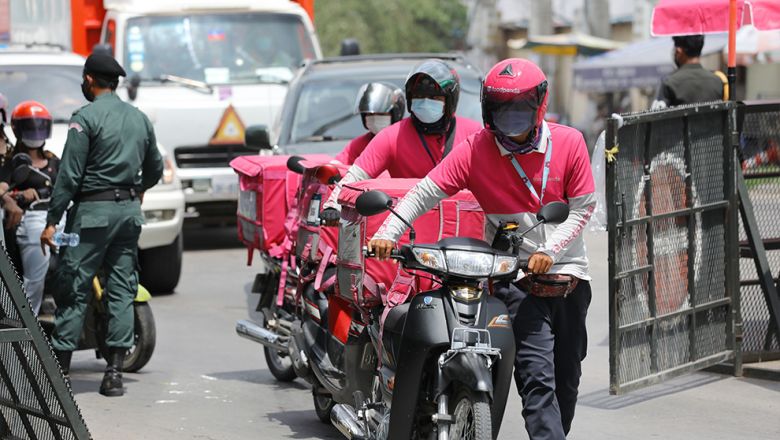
[{"left": 573, "top": 34, "right": 728, "bottom": 93}]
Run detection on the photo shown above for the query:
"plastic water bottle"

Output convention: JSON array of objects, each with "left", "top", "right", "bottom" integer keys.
[{"left": 53, "top": 232, "right": 80, "bottom": 247}]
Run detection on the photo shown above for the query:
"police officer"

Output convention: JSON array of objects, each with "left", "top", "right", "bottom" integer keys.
[{"left": 40, "top": 54, "right": 163, "bottom": 397}]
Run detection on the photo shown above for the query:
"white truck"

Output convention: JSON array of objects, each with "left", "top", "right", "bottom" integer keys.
[
  {"left": 99, "top": 0, "right": 322, "bottom": 223},
  {"left": 0, "top": 47, "right": 185, "bottom": 293}
]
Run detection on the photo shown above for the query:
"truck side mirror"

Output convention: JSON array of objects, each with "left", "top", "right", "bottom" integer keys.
[
  {"left": 127, "top": 75, "right": 141, "bottom": 101},
  {"left": 92, "top": 43, "right": 114, "bottom": 57},
  {"left": 245, "top": 125, "right": 272, "bottom": 151}
]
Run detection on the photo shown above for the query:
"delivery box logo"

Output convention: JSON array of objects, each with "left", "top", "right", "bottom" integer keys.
[{"left": 210, "top": 104, "right": 246, "bottom": 145}]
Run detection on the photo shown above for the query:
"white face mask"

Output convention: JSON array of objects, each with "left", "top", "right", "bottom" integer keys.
[
  {"left": 411, "top": 98, "right": 445, "bottom": 124},
  {"left": 23, "top": 139, "right": 44, "bottom": 148},
  {"left": 364, "top": 114, "right": 393, "bottom": 134}
]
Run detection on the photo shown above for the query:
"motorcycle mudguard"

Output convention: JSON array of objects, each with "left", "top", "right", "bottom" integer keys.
[
  {"left": 134, "top": 284, "right": 151, "bottom": 303},
  {"left": 440, "top": 351, "right": 494, "bottom": 395},
  {"left": 481, "top": 295, "right": 515, "bottom": 437},
  {"left": 387, "top": 290, "right": 450, "bottom": 440}
]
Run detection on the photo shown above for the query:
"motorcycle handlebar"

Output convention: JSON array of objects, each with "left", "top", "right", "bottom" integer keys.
[{"left": 362, "top": 246, "right": 402, "bottom": 260}]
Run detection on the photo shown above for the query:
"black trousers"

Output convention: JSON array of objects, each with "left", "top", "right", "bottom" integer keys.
[{"left": 493, "top": 280, "right": 592, "bottom": 440}]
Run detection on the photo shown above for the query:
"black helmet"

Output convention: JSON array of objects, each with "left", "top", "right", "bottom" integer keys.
[
  {"left": 355, "top": 82, "right": 405, "bottom": 129},
  {"left": 404, "top": 59, "right": 460, "bottom": 134}
]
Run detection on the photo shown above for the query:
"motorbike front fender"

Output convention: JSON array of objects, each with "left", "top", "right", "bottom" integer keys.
[
  {"left": 134, "top": 284, "right": 152, "bottom": 303},
  {"left": 440, "top": 351, "right": 494, "bottom": 397}
]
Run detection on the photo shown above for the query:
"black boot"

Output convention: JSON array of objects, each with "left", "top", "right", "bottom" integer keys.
[
  {"left": 99, "top": 348, "right": 126, "bottom": 397},
  {"left": 54, "top": 350, "right": 72, "bottom": 374},
  {"left": 53, "top": 350, "right": 72, "bottom": 383}
]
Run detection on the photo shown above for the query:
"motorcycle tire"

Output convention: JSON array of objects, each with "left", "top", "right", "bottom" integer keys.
[
  {"left": 449, "top": 388, "right": 491, "bottom": 440},
  {"left": 264, "top": 345, "right": 297, "bottom": 382},
  {"left": 99, "top": 302, "right": 156, "bottom": 373},
  {"left": 312, "top": 386, "right": 335, "bottom": 424}
]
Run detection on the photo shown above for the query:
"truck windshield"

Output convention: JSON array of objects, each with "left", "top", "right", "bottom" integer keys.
[
  {"left": 0, "top": 65, "right": 87, "bottom": 122},
  {"left": 124, "top": 12, "right": 316, "bottom": 85}
]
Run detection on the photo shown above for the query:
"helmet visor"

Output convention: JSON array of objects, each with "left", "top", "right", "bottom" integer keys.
[
  {"left": 484, "top": 86, "right": 543, "bottom": 137},
  {"left": 14, "top": 117, "right": 52, "bottom": 141}
]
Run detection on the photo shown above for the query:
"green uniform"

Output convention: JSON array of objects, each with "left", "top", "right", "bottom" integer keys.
[{"left": 48, "top": 92, "right": 163, "bottom": 351}]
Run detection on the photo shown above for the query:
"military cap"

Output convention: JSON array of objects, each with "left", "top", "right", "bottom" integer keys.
[{"left": 84, "top": 53, "right": 127, "bottom": 78}]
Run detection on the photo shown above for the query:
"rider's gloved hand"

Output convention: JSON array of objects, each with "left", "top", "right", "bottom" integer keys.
[
  {"left": 320, "top": 207, "right": 341, "bottom": 226},
  {"left": 368, "top": 239, "right": 395, "bottom": 261}
]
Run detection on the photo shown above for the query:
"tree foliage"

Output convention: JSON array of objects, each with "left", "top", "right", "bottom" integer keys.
[{"left": 314, "top": 0, "right": 468, "bottom": 57}]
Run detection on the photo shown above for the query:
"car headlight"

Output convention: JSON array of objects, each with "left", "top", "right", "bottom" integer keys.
[
  {"left": 161, "top": 156, "right": 175, "bottom": 185},
  {"left": 444, "top": 250, "right": 495, "bottom": 277},
  {"left": 492, "top": 255, "right": 520, "bottom": 277},
  {"left": 412, "top": 248, "right": 446, "bottom": 271}
]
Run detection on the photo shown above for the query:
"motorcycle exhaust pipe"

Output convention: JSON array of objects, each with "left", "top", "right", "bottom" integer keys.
[
  {"left": 331, "top": 404, "right": 367, "bottom": 440},
  {"left": 235, "top": 319, "right": 288, "bottom": 353}
]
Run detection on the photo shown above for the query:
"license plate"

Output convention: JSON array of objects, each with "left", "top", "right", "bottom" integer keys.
[
  {"left": 192, "top": 178, "right": 211, "bottom": 192},
  {"left": 211, "top": 175, "right": 239, "bottom": 197}
]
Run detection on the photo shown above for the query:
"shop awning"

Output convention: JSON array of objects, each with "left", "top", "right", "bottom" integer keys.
[{"left": 573, "top": 34, "right": 728, "bottom": 93}]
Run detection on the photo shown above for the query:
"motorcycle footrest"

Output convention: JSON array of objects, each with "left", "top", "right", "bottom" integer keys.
[{"left": 431, "top": 413, "right": 454, "bottom": 424}]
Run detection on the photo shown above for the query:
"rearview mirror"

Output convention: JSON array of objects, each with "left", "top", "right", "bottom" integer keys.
[
  {"left": 286, "top": 155, "right": 306, "bottom": 174},
  {"left": 537, "top": 202, "right": 569, "bottom": 224},
  {"left": 245, "top": 125, "right": 272, "bottom": 151},
  {"left": 356, "top": 190, "right": 393, "bottom": 217},
  {"left": 92, "top": 43, "right": 113, "bottom": 57},
  {"left": 315, "top": 164, "right": 342, "bottom": 184},
  {"left": 127, "top": 74, "right": 141, "bottom": 101}
]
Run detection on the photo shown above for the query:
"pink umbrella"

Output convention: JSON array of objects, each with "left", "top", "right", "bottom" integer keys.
[{"left": 651, "top": 0, "right": 780, "bottom": 99}]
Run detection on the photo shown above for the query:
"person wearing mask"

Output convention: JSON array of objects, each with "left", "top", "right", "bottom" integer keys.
[
  {"left": 369, "top": 59, "right": 596, "bottom": 440},
  {"left": 333, "top": 82, "right": 405, "bottom": 166},
  {"left": 320, "top": 59, "right": 482, "bottom": 224},
  {"left": 0, "top": 102, "right": 62, "bottom": 315},
  {"left": 652, "top": 35, "right": 725, "bottom": 108},
  {"left": 40, "top": 54, "right": 163, "bottom": 397}
]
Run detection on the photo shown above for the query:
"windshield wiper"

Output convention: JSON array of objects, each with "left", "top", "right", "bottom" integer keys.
[
  {"left": 141, "top": 75, "right": 213, "bottom": 94},
  {"left": 312, "top": 113, "right": 354, "bottom": 137},
  {"left": 297, "top": 135, "right": 353, "bottom": 142}
]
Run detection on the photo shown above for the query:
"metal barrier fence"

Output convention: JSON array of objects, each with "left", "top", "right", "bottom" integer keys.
[
  {"left": 0, "top": 247, "right": 91, "bottom": 439},
  {"left": 606, "top": 102, "right": 739, "bottom": 394},
  {"left": 738, "top": 100, "right": 780, "bottom": 359}
]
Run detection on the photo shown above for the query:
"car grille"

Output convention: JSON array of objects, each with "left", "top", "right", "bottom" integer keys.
[{"left": 174, "top": 144, "right": 255, "bottom": 168}]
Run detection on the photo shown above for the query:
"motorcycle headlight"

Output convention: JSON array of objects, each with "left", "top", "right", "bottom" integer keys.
[
  {"left": 492, "top": 255, "right": 520, "bottom": 277},
  {"left": 444, "top": 250, "right": 494, "bottom": 278},
  {"left": 412, "top": 248, "right": 446, "bottom": 271},
  {"left": 450, "top": 286, "right": 482, "bottom": 302}
]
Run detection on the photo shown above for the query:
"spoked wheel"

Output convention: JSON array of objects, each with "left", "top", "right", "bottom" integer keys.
[
  {"left": 449, "top": 389, "right": 492, "bottom": 440},
  {"left": 312, "top": 385, "right": 335, "bottom": 424}
]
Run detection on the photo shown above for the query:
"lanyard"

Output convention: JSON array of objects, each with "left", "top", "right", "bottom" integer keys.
[
  {"left": 415, "top": 121, "right": 457, "bottom": 167},
  {"left": 509, "top": 137, "right": 553, "bottom": 204}
]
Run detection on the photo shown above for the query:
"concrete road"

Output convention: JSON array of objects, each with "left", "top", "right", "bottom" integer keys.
[{"left": 71, "top": 228, "right": 780, "bottom": 439}]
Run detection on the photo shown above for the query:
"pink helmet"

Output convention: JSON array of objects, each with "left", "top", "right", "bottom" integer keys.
[{"left": 482, "top": 58, "right": 548, "bottom": 153}]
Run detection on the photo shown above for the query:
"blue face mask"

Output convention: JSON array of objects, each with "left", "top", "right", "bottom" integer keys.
[{"left": 411, "top": 98, "right": 445, "bottom": 124}]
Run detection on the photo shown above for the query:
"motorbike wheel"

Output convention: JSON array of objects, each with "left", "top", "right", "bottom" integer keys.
[
  {"left": 312, "top": 386, "right": 335, "bottom": 424},
  {"left": 99, "top": 302, "right": 156, "bottom": 372},
  {"left": 448, "top": 388, "right": 491, "bottom": 440},
  {"left": 264, "top": 345, "right": 297, "bottom": 382}
]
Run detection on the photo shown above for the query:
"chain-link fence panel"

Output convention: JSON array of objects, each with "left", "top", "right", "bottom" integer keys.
[
  {"left": 0, "top": 246, "right": 91, "bottom": 439},
  {"left": 606, "top": 102, "right": 739, "bottom": 394},
  {"left": 738, "top": 101, "right": 780, "bottom": 358}
]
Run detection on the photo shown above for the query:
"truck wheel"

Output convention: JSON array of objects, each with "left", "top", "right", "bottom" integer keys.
[{"left": 139, "top": 234, "right": 183, "bottom": 294}]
